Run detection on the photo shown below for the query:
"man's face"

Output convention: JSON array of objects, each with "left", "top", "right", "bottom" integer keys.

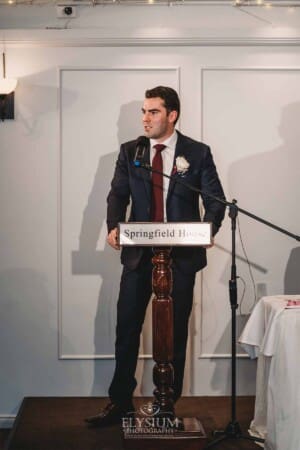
[{"left": 142, "top": 97, "right": 177, "bottom": 142}]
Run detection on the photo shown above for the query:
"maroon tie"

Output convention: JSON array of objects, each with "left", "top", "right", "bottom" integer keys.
[{"left": 151, "top": 144, "right": 166, "bottom": 222}]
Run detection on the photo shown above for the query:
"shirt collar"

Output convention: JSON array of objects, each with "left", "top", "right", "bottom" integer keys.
[{"left": 150, "top": 129, "right": 177, "bottom": 150}]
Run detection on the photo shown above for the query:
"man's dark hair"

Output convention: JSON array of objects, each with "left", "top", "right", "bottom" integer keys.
[{"left": 145, "top": 86, "right": 180, "bottom": 125}]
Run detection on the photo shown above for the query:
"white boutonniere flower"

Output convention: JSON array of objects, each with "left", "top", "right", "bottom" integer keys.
[{"left": 175, "top": 156, "right": 190, "bottom": 175}]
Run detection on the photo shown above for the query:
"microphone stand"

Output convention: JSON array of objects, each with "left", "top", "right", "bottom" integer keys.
[{"left": 134, "top": 161, "right": 300, "bottom": 447}]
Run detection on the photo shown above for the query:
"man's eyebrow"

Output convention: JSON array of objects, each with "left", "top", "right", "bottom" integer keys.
[{"left": 141, "top": 108, "right": 161, "bottom": 113}]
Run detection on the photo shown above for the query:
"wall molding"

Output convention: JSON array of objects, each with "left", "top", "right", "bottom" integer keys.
[
  {"left": 0, "top": 415, "right": 15, "bottom": 429},
  {"left": 60, "top": 353, "right": 153, "bottom": 360},
  {"left": 58, "top": 66, "right": 180, "bottom": 360},
  {"left": 5, "top": 36, "right": 300, "bottom": 48},
  {"left": 198, "top": 65, "right": 300, "bottom": 359},
  {"left": 198, "top": 353, "right": 249, "bottom": 359}
]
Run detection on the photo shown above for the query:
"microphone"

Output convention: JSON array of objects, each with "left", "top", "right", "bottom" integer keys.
[{"left": 134, "top": 136, "right": 149, "bottom": 166}]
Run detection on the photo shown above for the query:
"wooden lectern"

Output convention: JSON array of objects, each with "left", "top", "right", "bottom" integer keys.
[{"left": 119, "top": 222, "right": 211, "bottom": 450}]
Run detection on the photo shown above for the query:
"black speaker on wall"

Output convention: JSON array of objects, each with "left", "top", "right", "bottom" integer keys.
[{"left": 0, "top": 91, "right": 15, "bottom": 121}]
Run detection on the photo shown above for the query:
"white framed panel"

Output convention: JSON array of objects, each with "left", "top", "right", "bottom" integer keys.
[
  {"left": 58, "top": 67, "right": 180, "bottom": 359},
  {"left": 197, "top": 67, "right": 300, "bottom": 359}
]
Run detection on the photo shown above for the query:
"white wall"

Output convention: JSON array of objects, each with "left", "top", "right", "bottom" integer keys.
[{"left": 0, "top": 3, "right": 300, "bottom": 428}]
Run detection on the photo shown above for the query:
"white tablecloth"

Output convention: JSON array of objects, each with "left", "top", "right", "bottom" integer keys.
[{"left": 239, "top": 295, "right": 300, "bottom": 450}]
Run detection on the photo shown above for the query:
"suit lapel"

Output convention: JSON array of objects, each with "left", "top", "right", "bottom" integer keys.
[
  {"left": 141, "top": 143, "right": 151, "bottom": 200},
  {"left": 167, "top": 131, "right": 188, "bottom": 201}
]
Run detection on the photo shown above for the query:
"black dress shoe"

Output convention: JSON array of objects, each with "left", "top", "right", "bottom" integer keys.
[{"left": 85, "top": 402, "right": 134, "bottom": 427}]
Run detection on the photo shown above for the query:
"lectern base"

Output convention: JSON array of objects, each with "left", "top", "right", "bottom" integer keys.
[{"left": 122, "top": 417, "right": 207, "bottom": 450}]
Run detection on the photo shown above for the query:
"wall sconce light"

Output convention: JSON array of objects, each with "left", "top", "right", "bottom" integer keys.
[{"left": 0, "top": 52, "right": 18, "bottom": 121}]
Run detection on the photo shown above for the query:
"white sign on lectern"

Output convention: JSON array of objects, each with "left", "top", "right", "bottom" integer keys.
[{"left": 118, "top": 222, "right": 212, "bottom": 246}]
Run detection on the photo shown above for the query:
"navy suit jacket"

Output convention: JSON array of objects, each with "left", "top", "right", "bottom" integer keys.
[{"left": 107, "top": 131, "right": 226, "bottom": 273}]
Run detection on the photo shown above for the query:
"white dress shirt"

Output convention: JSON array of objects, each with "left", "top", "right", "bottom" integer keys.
[{"left": 150, "top": 130, "right": 178, "bottom": 222}]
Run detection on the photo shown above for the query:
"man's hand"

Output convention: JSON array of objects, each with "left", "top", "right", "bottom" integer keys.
[{"left": 107, "top": 227, "right": 120, "bottom": 250}]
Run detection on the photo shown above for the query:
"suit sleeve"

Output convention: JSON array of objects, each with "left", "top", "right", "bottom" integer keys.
[
  {"left": 107, "top": 144, "right": 131, "bottom": 232},
  {"left": 200, "top": 146, "right": 226, "bottom": 236}
]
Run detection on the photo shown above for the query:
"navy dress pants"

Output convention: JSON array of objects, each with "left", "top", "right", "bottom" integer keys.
[{"left": 108, "top": 249, "right": 196, "bottom": 406}]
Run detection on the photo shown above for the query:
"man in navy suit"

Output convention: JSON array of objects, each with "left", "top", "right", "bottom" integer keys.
[{"left": 86, "top": 86, "right": 226, "bottom": 427}]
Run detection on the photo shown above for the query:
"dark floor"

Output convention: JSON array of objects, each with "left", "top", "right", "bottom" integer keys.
[{"left": 2, "top": 396, "right": 262, "bottom": 450}]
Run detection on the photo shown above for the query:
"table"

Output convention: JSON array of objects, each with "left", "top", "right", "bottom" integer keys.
[{"left": 239, "top": 295, "right": 300, "bottom": 450}]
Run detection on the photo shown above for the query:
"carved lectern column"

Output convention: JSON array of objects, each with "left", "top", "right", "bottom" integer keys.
[
  {"left": 152, "top": 247, "right": 174, "bottom": 417},
  {"left": 120, "top": 223, "right": 207, "bottom": 450}
]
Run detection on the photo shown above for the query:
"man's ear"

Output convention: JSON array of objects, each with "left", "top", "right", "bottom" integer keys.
[{"left": 168, "top": 110, "right": 178, "bottom": 125}]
